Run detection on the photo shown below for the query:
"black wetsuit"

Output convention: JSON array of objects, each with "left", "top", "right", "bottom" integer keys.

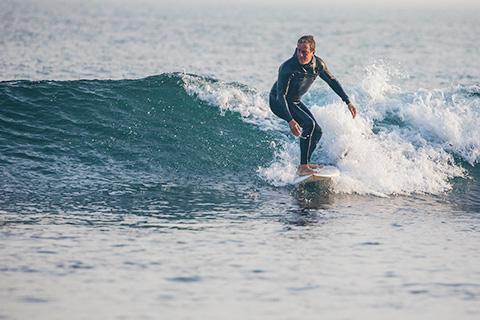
[{"left": 269, "top": 51, "right": 351, "bottom": 165}]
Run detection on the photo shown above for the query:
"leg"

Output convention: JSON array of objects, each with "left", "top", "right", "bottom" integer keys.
[
  {"left": 290, "top": 102, "right": 322, "bottom": 165},
  {"left": 270, "top": 97, "right": 323, "bottom": 176}
]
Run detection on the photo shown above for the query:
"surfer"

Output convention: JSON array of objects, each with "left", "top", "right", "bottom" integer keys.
[{"left": 270, "top": 35, "right": 357, "bottom": 176}]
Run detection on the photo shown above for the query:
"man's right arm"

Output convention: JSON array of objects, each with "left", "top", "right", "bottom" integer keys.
[{"left": 275, "top": 65, "right": 294, "bottom": 123}]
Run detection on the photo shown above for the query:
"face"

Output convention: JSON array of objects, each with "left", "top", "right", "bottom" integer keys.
[{"left": 296, "top": 42, "right": 315, "bottom": 65}]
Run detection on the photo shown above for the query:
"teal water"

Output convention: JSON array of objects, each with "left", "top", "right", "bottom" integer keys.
[
  {"left": 0, "top": 75, "right": 277, "bottom": 216},
  {"left": 2, "top": 74, "right": 479, "bottom": 213}
]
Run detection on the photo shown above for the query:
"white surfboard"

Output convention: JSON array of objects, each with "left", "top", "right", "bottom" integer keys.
[{"left": 292, "top": 165, "right": 340, "bottom": 185}]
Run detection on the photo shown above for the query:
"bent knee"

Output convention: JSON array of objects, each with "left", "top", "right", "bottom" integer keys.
[
  {"left": 314, "top": 126, "right": 322, "bottom": 139},
  {"left": 302, "top": 121, "right": 322, "bottom": 137}
]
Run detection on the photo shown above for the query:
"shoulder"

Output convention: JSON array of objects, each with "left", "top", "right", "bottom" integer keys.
[
  {"left": 315, "top": 56, "right": 327, "bottom": 72},
  {"left": 279, "top": 56, "right": 297, "bottom": 74}
]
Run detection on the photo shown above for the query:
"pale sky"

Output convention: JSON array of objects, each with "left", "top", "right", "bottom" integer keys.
[
  {"left": 101, "top": 0, "right": 478, "bottom": 5},
  {"left": 154, "top": 0, "right": 477, "bottom": 4}
]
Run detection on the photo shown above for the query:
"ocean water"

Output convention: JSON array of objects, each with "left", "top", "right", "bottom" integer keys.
[{"left": 1, "top": 0, "right": 480, "bottom": 319}]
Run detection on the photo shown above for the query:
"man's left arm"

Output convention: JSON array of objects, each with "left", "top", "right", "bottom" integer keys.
[{"left": 319, "top": 64, "right": 357, "bottom": 119}]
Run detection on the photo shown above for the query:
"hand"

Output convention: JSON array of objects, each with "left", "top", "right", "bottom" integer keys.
[
  {"left": 288, "top": 119, "right": 302, "bottom": 137},
  {"left": 348, "top": 102, "right": 357, "bottom": 119}
]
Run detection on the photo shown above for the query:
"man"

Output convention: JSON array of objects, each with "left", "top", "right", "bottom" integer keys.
[{"left": 269, "top": 35, "right": 357, "bottom": 176}]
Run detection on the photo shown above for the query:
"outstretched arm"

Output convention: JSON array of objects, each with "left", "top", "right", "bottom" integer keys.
[{"left": 319, "top": 63, "right": 357, "bottom": 119}]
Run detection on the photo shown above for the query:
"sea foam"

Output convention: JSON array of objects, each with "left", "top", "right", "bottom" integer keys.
[{"left": 181, "top": 64, "right": 478, "bottom": 196}]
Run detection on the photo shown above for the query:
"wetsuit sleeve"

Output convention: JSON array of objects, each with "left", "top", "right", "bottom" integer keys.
[
  {"left": 275, "top": 66, "right": 294, "bottom": 123},
  {"left": 319, "top": 62, "right": 351, "bottom": 105}
]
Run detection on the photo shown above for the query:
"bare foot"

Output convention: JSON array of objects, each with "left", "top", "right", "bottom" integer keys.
[
  {"left": 308, "top": 164, "right": 324, "bottom": 169},
  {"left": 298, "top": 164, "right": 318, "bottom": 176}
]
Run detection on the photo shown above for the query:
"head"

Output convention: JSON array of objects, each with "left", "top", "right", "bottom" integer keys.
[{"left": 296, "top": 35, "right": 316, "bottom": 65}]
